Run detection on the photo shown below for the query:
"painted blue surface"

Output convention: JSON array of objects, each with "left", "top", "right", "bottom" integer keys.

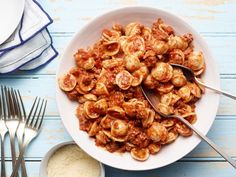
[{"left": 1, "top": 0, "right": 236, "bottom": 176}]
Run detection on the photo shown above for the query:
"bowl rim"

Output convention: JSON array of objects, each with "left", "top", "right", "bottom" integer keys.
[
  {"left": 39, "top": 141, "right": 105, "bottom": 177},
  {"left": 55, "top": 6, "right": 220, "bottom": 171}
]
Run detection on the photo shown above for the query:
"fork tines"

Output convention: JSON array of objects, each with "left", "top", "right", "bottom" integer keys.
[
  {"left": 26, "top": 97, "right": 47, "bottom": 130},
  {"left": 1, "top": 86, "right": 24, "bottom": 120},
  {"left": 0, "top": 86, "right": 5, "bottom": 119},
  {"left": 13, "top": 89, "right": 27, "bottom": 122}
]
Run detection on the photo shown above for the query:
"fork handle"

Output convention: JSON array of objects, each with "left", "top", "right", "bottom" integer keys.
[
  {"left": 19, "top": 143, "right": 28, "bottom": 177},
  {"left": 9, "top": 133, "right": 17, "bottom": 167},
  {"left": 1, "top": 136, "right": 6, "bottom": 177},
  {"left": 9, "top": 132, "right": 19, "bottom": 177},
  {"left": 10, "top": 143, "right": 28, "bottom": 177},
  {"left": 173, "top": 115, "right": 236, "bottom": 168},
  {"left": 21, "top": 157, "right": 28, "bottom": 177}
]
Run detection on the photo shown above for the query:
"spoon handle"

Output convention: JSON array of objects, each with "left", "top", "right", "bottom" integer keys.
[
  {"left": 195, "top": 78, "right": 236, "bottom": 100},
  {"left": 173, "top": 115, "right": 236, "bottom": 168}
]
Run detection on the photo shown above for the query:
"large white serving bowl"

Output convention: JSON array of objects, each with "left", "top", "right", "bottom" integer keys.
[
  {"left": 0, "top": 0, "right": 25, "bottom": 45},
  {"left": 56, "top": 6, "right": 220, "bottom": 171}
]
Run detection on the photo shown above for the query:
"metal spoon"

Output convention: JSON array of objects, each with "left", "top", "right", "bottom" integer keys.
[
  {"left": 171, "top": 63, "right": 236, "bottom": 100},
  {"left": 141, "top": 86, "right": 236, "bottom": 168}
]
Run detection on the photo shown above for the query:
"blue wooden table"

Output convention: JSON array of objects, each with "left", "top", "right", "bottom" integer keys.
[{"left": 1, "top": 0, "right": 236, "bottom": 176}]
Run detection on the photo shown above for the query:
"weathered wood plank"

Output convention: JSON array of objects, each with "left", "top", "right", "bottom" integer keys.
[
  {"left": 38, "top": 0, "right": 236, "bottom": 33},
  {"left": 1, "top": 75, "right": 236, "bottom": 115},
  {"left": 3, "top": 161, "right": 236, "bottom": 177},
  {"left": 1, "top": 119, "right": 236, "bottom": 159},
  {"left": 105, "top": 162, "right": 236, "bottom": 177}
]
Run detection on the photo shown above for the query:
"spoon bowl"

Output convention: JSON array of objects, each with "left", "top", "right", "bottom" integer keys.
[{"left": 170, "top": 63, "right": 236, "bottom": 100}]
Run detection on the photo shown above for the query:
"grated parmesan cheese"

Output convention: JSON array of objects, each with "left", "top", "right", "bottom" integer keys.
[{"left": 47, "top": 144, "right": 101, "bottom": 177}]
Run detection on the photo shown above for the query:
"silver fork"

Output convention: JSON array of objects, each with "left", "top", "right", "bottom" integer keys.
[
  {"left": 13, "top": 89, "right": 28, "bottom": 177},
  {"left": 0, "top": 87, "right": 8, "bottom": 177},
  {"left": 2, "top": 86, "right": 20, "bottom": 177},
  {"left": 10, "top": 97, "right": 47, "bottom": 177}
]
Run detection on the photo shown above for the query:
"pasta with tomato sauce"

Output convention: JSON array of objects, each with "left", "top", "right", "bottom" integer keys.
[{"left": 58, "top": 18, "right": 205, "bottom": 161}]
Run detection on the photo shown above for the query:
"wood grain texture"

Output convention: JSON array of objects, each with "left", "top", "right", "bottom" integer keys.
[
  {"left": 1, "top": 0, "right": 236, "bottom": 176},
  {"left": 2, "top": 161, "right": 236, "bottom": 177},
  {"left": 39, "top": 0, "right": 236, "bottom": 32}
]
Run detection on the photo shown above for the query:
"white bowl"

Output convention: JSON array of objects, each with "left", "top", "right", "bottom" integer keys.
[
  {"left": 39, "top": 141, "right": 105, "bottom": 177},
  {"left": 56, "top": 6, "right": 220, "bottom": 170}
]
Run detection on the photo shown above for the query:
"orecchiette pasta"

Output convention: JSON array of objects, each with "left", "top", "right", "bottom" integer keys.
[
  {"left": 100, "top": 116, "right": 114, "bottom": 129},
  {"left": 88, "top": 121, "right": 100, "bottom": 137},
  {"left": 83, "top": 101, "right": 100, "bottom": 119},
  {"left": 169, "top": 49, "right": 185, "bottom": 65},
  {"left": 103, "top": 130, "right": 126, "bottom": 142},
  {"left": 102, "top": 58, "right": 123, "bottom": 69},
  {"left": 147, "top": 122, "right": 168, "bottom": 142},
  {"left": 156, "top": 103, "right": 174, "bottom": 115},
  {"left": 77, "top": 74, "right": 96, "bottom": 93},
  {"left": 102, "top": 41, "right": 120, "bottom": 57},
  {"left": 130, "top": 148, "right": 150, "bottom": 161},
  {"left": 148, "top": 143, "right": 161, "bottom": 155},
  {"left": 171, "top": 68, "right": 187, "bottom": 87},
  {"left": 59, "top": 18, "right": 205, "bottom": 161},
  {"left": 112, "top": 23, "right": 124, "bottom": 34},
  {"left": 156, "top": 82, "right": 174, "bottom": 93},
  {"left": 142, "top": 27, "right": 152, "bottom": 41},
  {"left": 151, "top": 62, "right": 173, "bottom": 82},
  {"left": 161, "top": 118, "right": 175, "bottom": 128},
  {"left": 125, "top": 22, "right": 143, "bottom": 37},
  {"left": 122, "top": 36, "right": 145, "bottom": 58},
  {"left": 186, "top": 51, "right": 204, "bottom": 71},
  {"left": 131, "top": 64, "right": 148, "bottom": 87},
  {"left": 102, "top": 29, "right": 121, "bottom": 41},
  {"left": 58, "top": 73, "right": 77, "bottom": 91},
  {"left": 115, "top": 70, "right": 133, "bottom": 90},
  {"left": 176, "top": 122, "right": 193, "bottom": 137},
  {"left": 107, "top": 106, "right": 126, "bottom": 119},
  {"left": 143, "top": 74, "right": 159, "bottom": 89},
  {"left": 78, "top": 93, "right": 97, "bottom": 103},
  {"left": 142, "top": 109, "right": 155, "bottom": 127},
  {"left": 124, "top": 55, "right": 141, "bottom": 72},
  {"left": 94, "top": 98, "right": 108, "bottom": 115},
  {"left": 111, "top": 120, "right": 129, "bottom": 137},
  {"left": 94, "top": 82, "right": 109, "bottom": 95},
  {"left": 152, "top": 39, "right": 169, "bottom": 55},
  {"left": 160, "top": 92, "right": 180, "bottom": 106},
  {"left": 177, "top": 85, "right": 192, "bottom": 103},
  {"left": 161, "top": 129, "right": 178, "bottom": 144},
  {"left": 168, "top": 35, "right": 189, "bottom": 51}
]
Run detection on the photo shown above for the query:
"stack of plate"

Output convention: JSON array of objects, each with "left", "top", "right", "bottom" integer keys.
[
  {"left": 0, "top": 0, "right": 57, "bottom": 74},
  {"left": 0, "top": 0, "right": 25, "bottom": 45}
]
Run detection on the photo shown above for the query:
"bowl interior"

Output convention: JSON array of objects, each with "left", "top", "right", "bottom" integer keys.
[
  {"left": 39, "top": 142, "right": 73, "bottom": 177},
  {"left": 56, "top": 7, "right": 220, "bottom": 170},
  {"left": 39, "top": 142, "right": 105, "bottom": 177}
]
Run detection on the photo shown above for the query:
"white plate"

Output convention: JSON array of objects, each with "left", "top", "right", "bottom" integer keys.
[
  {"left": 56, "top": 7, "right": 220, "bottom": 170},
  {"left": 0, "top": 0, "right": 25, "bottom": 45}
]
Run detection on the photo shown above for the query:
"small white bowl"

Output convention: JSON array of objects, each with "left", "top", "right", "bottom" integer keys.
[{"left": 39, "top": 141, "right": 105, "bottom": 177}]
